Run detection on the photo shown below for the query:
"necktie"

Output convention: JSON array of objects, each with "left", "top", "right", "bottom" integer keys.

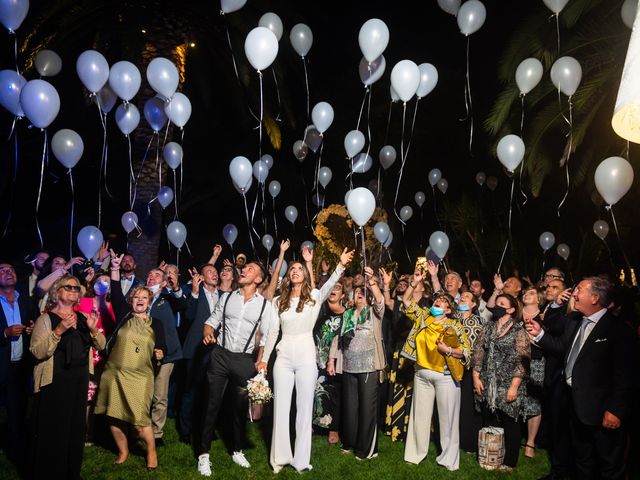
[{"left": 565, "top": 317, "right": 591, "bottom": 382}]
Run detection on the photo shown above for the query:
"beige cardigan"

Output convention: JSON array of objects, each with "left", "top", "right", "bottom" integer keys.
[{"left": 30, "top": 313, "right": 106, "bottom": 393}]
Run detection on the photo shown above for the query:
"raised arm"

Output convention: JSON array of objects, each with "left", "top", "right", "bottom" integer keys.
[
  {"left": 402, "top": 269, "right": 426, "bottom": 308},
  {"left": 258, "top": 302, "right": 281, "bottom": 369},
  {"left": 318, "top": 248, "right": 354, "bottom": 302},
  {"left": 207, "top": 244, "right": 223, "bottom": 266},
  {"left": 364, "top": 266, "right": 384, "bottom": 305},
  {"left": 302, "top": 244, "right": 315, "bottom": 289},
  {"left": 108, "top": 251, "right": 130, "bottom": 321},
  {"left": 487, "top": 274, "right": 504, "bottom": 308},
  {"left": 426, "top": 260, "right": 441, "bottom": 294},
  {"left": 263, "top": 239, "right": 290, "bottom": 301},
  {"left": 379, "top": 267, "right": 395, "bottom": 310}
]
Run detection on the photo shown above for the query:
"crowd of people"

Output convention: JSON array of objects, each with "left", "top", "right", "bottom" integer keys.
[{"left": 0, "top": 240, "right": 638, "bottom": 479}]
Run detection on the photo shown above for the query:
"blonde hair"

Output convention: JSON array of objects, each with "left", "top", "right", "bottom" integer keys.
[
  {"left": 45, "top": 275, "right": 84, "bottom": 311},
  {"left": 127, "top": 285, "right": 154, "bottom": 312}
]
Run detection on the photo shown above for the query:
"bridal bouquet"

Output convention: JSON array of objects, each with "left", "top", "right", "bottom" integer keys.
[{"left": 246, "top": 371, "right": 273, "bottom": 422}]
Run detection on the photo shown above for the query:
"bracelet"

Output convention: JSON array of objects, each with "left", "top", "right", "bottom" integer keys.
[
  {"left": 446, "top": 346, "right": 452, "bottom": 357},
  {"left": 409, "top": 282, "right": 417, "bottom": 288}
]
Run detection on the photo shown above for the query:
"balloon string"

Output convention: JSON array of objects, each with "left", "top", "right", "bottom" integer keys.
[
  {"left": 625, "top": 140, "right": 630, "bottom": 161},
  {"left": 403, "top": 98, "right": 420, "bottom": 164},
  {"left": 497, "top": 177, "right": 515, "bottom": 273},
  {"left": 356, "top": 87, "right": 368, "bottom": 131},
  {"left": 393, "top": 102, "right": 408, "bottom": 225},
  {"left": 13, "top": 34, "right": 19, "bottom": 74},
  {"left": 95, "top": 101, "right": 106, "bottom": 228},
  {"left": 401, "top": 224, "right": 411, "bottom": 266},
  {"left": 173, "top": 169, "right": 178, "bottom": 220},
  {"left": 313, "top": 142, "right": 325, "bottom": 222},
  {"left": 376, "top": 166, "right": 382, "bottom": 203},
  {"left": 555, "top": 13, "right": 561, "bottom": 57},
  {"left": 302, "top": 56, "right": 310, "bottom": 123},
  {"left": 69, "top": 169, "right": 75, "bottom": 259},
  {"left": 432, "top": 185, "right": 441, "bottom": 228},
  {"left": 272, "top": 68, "right": 282, "bottom": 122},
  {"left": 258, "top": 70, "right": 264, "bottom": 160},
  {"left": 156, "top": 134, "right": 162, "bottom": 192},
  {"left": 383, "top": 100, "right": 393, "bottom": 145},
  {"left": 35, "top": 130, "right": 48, "bottom": 248},
  {"left": 608, "top": 205, "right": 633, "bottom": 275},
  {"left": 465, "top": 36, "right": 474, "bottom": 154},
  {"left": 127, "top": 135, "right": 134, "bottom": 209},
  {"left": 299, "top": 163, "right": 311, "bottom": 227},
  {"left": 361, "top": 227, "right": 368, "bottom": 303},
  {"left": 250, "top": 185, "right": 261, "bottom": 239},
  {"left": 364, "top": 85, "right": 373, "bottom": 160},
  {"left": 261, "top": 184, "right": 267, "bottom": 231},
  {"left": 132, "top": 132, "right": 156, "bottom": 207},
  {"left": 179, "top": 151, "right": 184, "bottom": 204},
  {"left": 224, "top": 20, "right": 240, "bottom": 82},
  {"left": 1, "top": 125, "right": 19, "bottom": 240},
  {"left": 519, "top": 95, "right": 529, "bottom": 206},
  {"left": 243, "top": 193, "right": 256, "bottom": 254},
  {"left": 272, "top": 197, "right": 278, "bottom": 239},
  {"left": 557, "top": 96, "right": 573, "bottom": 217}
]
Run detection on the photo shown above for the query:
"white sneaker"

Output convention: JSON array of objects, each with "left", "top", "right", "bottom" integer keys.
[
  {"left": 232, "top": 451, "right": 251, "bottom": 468},
  {"left": 197, "top": 454, "right": 212, "bottom": 477}
]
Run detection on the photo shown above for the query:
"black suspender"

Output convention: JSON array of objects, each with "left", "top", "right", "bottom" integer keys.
[{"left": 220, "top": 293, "right": 268, "bottom": 354}]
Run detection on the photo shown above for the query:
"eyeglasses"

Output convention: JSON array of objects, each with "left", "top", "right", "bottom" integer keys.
[{"left": 61, "top": 285, "right": 82, "bottom": 292}]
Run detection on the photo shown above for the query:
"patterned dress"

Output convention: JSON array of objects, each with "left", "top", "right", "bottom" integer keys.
[
  {"left": 95, "top": 315, "right": 156, "bottom": 426},
  {"left": 313, "top": 305, "right": 343, "bottom": 429}
]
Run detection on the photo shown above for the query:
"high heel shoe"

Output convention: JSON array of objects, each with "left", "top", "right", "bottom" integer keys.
[{"left": 524, "top": 443, "right": 536, "bottom": 458}]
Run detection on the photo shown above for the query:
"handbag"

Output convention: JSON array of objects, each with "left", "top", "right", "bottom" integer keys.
[
  {"left": 478, "top": 426, "right": 505, "bottom": 470},
  {"left": 438, "top": 326, "right": 465, "bottom": 382}
]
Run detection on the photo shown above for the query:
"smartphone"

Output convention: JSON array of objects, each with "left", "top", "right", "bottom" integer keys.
[{"left": 415, "top": 256, "right": 427, "bottom": 272}]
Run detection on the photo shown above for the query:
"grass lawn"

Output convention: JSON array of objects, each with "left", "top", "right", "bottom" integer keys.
[{"left": 1, "top": 418, "right": 549, "bottom": 479}]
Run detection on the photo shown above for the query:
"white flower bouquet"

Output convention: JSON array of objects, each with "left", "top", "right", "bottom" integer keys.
[{"left": 246, "top": 371, "right": 273, "bottom": 422}]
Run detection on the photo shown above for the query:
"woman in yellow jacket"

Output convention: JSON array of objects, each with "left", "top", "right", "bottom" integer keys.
[{"left": 400, "top": 269, "right": 469, "bottom": 471}]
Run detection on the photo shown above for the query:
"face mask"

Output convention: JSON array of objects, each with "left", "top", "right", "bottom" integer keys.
[
  {"left": 93, "top": 280, "right": 110, "bottom": 296},
  {"left": 490, "top": 306, "right": 509, "bottom": 319},
  {"left": 148, "top": 284, "right": 161, "bottom": 295},
  {"left": 456, "top": 303, "right": 470, "bottom": 312},
  {"left": 430, "top": 306, "right": 445, "bottom": 317}
]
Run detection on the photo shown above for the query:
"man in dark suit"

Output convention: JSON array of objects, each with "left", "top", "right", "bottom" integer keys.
[
  {"left": 0, "top": 262, "right": 34, "bottom": 470},
  {"left": 527, "top": 276, "right": 633, "bottom": 480},
  {"left": 120, "top": 254, "right": 143, "bottom": 296}
]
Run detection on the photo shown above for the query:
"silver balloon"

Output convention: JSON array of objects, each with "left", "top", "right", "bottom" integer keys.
[
  {"left": 399, "top": 205, "right": 413, "bottom": 222},
  {"left": 476, "top": 171, "right": 486, "bottom": 186},
  {"left": 358, "top": 54, "right": 386, "bottom": 86},
  {"left": 34, "top": 50, "right": 62, "bottom": 77},
  {"left": 290, "top": 23, "right": 313, "bottom": 57},
  {"left": 429, "top": 231, "right": 449, "bottom": 259},
  {"left": 344, "top": 130, "right": 365, "bottom": 158},
  {"left": 556, "top": 243, "right": 570, "bottom": 261},
  {"left": 121, "top": 211, "right": 138, "bottom": 234},
  {"left": 115, "top": 103, "right": 140, "bottom": 135},
  {"left": 77, "top": 226, "right": 103, "bottom": 259},
  {"left": 51, "top": 129, "right": 84, "bottom": 169},
  {"left": 593, "top": 220, "right": 609, "bottom": 240},
  {"left": 285, "top": 205, "right": 298, "bottom": 224},
  {"left": 268, "top": 180, "right": 281, "bottom": 198},
  {"left": 293, "top": 140, "right": 308, "bottom": 161},
  {"left": 487, "top": 176, "right": 498, "bottom": 191},
  {"left": 318, "top": 166, "right": 332, "bottom": 188},
  {"left": 262, "top": 234, "right": 274, "bottom": 251},
  {"left": 304, "top": 125, "right": 323, "bottom": 153},
  {"left": 352, "top": 153, "right": 373, "bottom": 173},
  {"left": 167, "top": 221, "right": 187, "bottom": 249},
  {"left": 258, "top": 12, "right": 283, "bottom": 41},
  {"left": 143, "top": 96, "right": 168, "bottom": 132},
  {"left": 539, "top": 232, "right": 556, "bottom": 252},
  {"left": 437, "top": 178, "right": 448, "bottom": 194},
  {"left": 253, "top": 160, "right": 269, "bottom": 184},
  {"left": 311, "top": 190, "right": 324, "bottom": 207},
  {"left": 163, "top": 142, "right": 183, "bottom": 170},
  {"left": 415, "top": 191, "right": 426, "bottom": 207},
  {"left": 428, "top": 168, "right": 442, "bottom": 187},
  {"left": 157, "top": 186, "right": 174, "bottom": 209},
  {"left": 379, "top": 145, "right": 397, "bottom": 170},
  {"left": 222, "top": 224, "right": 238, "bottom": 245},
  {"left": 272, "top": 258, "right": 288, "bottom": 278},
  {"left": 374, "top": 222, "right": 390, "bottom": 244},
  {"left": 261, "top": 153, "right": 274, "bottom": 169},
  {"left": 0, "top": 70, "right": 26, "bottom": 117}
]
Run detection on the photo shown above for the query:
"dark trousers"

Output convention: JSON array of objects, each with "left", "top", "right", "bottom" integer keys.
[
  {"left": 481, "top": 405, "right": 521, "bottom": 468},
  {"left": 0, "top": 360, "right": 30, "bottom": 467},
  {"left": 459, "top": 371, "right": 482, "bottom": 452},
  {"left": 570, "top": 408, "right": 626, "bottom": 480},
  {"left": 197, "top": 346, "right": 255, "bottom": 455},
  {"left": 543, "top": 380, "right": 574, "bottom": 477},
  {"left": 177, "top": 350, "right": 210, "bottom": 442},
  {"left": 342, "top": 371, "right": 379, "bottom": 459}
]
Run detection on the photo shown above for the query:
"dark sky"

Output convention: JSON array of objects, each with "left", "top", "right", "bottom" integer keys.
[{"left": 0, "top": 0, "right": 633, "bottom": 276}]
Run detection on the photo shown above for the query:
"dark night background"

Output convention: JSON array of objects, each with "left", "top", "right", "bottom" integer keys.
[{"left": 0, "top": 0, "right": 637, "bottom": 281}]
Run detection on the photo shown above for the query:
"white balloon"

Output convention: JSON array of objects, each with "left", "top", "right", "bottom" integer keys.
[
  {"left": 428, "top": 168, "right": 442, "bottom": 187},
  {"left": 476, "top": 171, "right": 486, "bottom": 186},
  {"left": 34, "top": 50, "right": 62, "bottom": 77},
  {"left": 358, "top": 19, "right": 389, "bottom": 63},
  {"left": 51, "top": 129, "right": 83, "bottom": 169},
  {"left": 429, "top": 231, "right": 450, "bottom": 259},
  {"left": 121, "top": 211, "right": 138, "bottom": 234},
  {"left": 539, "top": 232, "right": 556, "bottom": 252},
  {"left": 109, "top": 61, "right": 141, "bottom": 102},
  {"left": 163, "top": 142, "right": 183, "bottom": 170},
  {"left": 258, "top": 12, "right": 283, "bottom": 41},
  {"left": 515, "top": 58, "right": 543, "bottom": 95},
  {"left": 390, "top": 85, "right": 400, "bottom": 103},
  {"left": 359, "top": 55, "right": 386, "bottom": 86},
  {"left": 261, "top": 154, "right": 274, "bottom": 169},
  {"left": 222, "top": 224, "right": 238, "bottom": 245},
  {"left": 146, "top": 57, "right": 179, "bottom": 99},
  {"left": 487, "top": 175, "right": 498, "bottom": 191},
  {"left": 76, "top": 50, "right": 109, "bottom": 94},
  {"left": 165, "top": 92, "right": 192, "bottom": 128},
  {"left": 311, "top": 101, "right": 334, "bottom": 134},
  {"left": 158, "top": 186, "right": 174, "bottom": 209},
  {"left": 379, "top": 145, "right": 396, "bottom": 170},
  {"left": 95, "top": 84, "right": 117, "bottom": 113},
  {"left": 262, "top": 234, "right": 274, "bottom": 251},
  {"left": 344, "top": 189, "right": 352, "bottom": 205},
  {"left": 115, "top": 103, "right": 140, "bottom": 135},
  {"left": 556, "top": 243, "right": 570, "bottom": 261},
  {"left": 550, "top": 56, "right": 582, "bottom": 97},
  {"left": 19, "top": 79, "right": 60, "bottom": 129},
  {"left": 352, "top": 153, "right": 373, "bottom": 173},
  {"left": 245, "top": 26, "right": 279, "bottom": 72},
  {"left": 167, "top": 221, "right": 187, "bottom": 249},
  {"left": 0, "top": 0, "right": 29, "bottom": 33},
  {"left": 143, "top": 96, "right": 168, "bottom": 132},
  {"left": 457, "top": 0, "right": 486, "bottom": 36},
  {"left": 344, "top": 130, "right": 365, "bottom": 158},
  {"left": 437, "top": 0, "right": 461, "bottom": 15},
  {"left": 220, "top": 0, "right": 246, "bottom": 14},
  {"left": 253, "top": 160, "right": 269, "bottom": 184},
  {"left": 593, "top": 220, "right": 609, "bottom": 240},
  {"left": 268, "top": 180, "right": 281, "bottom": 198},
  {"left": 383, "top": 231, "right": 394, "bottom": 248},
  {"left": 303, "top": 125, "right": 323, "bottom": 152},
  {"left": 399, "top": 205, "right": 413, "bottom": 222},
  {"left": 346, "top": 187, "right": 376, "bottom": 227},
  {"left": 374, "top": 221, "right": 390, "bottom": 243},
  {"left": 622, "top": 0, "right": 637, "bottom": 29},
  {"left": 594, "top": 156, "right": 634, "bottom": 205},
  {"left": 543, "top": 0, "right": 570, "bottom": 14},
  {"left": 285, "top": 205, "right": 298, "bottom": 224},
  {"left": 416, "top": 63, "right": 438, "bottom": 98},
  {"left": 437, "top": 178, "right": 449, "bottom": 194},
  {"left": 77, "top": 226, "right": 103, "bottom": 259},
  {"left": 496, "top": 134, "right": 525, "bottom": 172},
  {"left": 272, "top": 258, "right": 288, "bottom": 278},
  {"left": 415, "top": 191, "right": 425, "bottom": 207},
  {"left": 0, "top": 69, "right": 26, "bottom": 117},
  {"left": 229, "top": 156, "right": 252, "bottom": 193},
  {"left": 390, "top": 60, "right": 420, "bottom": 103},
  {"left": 233, "top": 177, "right": 252, "bottom": 194},
  {"left": 290, "top": 23, "right": 313, "bottom": 57},
  {"left": 318, "top": 166, "right": 332, "bottom": 188}
]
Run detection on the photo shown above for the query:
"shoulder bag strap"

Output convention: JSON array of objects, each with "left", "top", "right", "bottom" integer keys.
[{"left": 242, "top": 298, "right": 268, "bottom": 354}]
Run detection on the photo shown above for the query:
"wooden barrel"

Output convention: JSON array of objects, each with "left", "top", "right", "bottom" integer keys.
[{"left": 478, "top": 426, "right": 505, "bottom": 470}]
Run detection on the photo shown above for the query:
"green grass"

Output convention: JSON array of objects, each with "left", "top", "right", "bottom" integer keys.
[{"left": 1, "top": 418, "right": 549, "bottom": 479}]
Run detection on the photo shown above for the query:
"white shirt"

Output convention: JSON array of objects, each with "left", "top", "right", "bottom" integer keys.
[
  {"left": 565, "top": 308, "right": 607, "bottom": 386},
  {"left": 0, "top": 291, "right": 23, "bottom": 362},
  {"left": 28, "top": 273, "right": 38, "bottom": 297},
  {"left": 204, "top": 290, "right": 269, "bottom": 354},
  {"left": 121, "top": 274, "right": 136, "bottom": 296},
  {"left": 477, "top": 298, "right": 493, "bottom": 323},
  {"left": 263, "top": 265, "right": 344, "bottom": 363},
  {"left": 191, "top": 287, "right": 220, "bottom": 314}
]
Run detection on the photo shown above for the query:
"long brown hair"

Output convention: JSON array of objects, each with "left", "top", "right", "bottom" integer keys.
[{"left": 277, "top": 262, "right": 316, "bottom": 314}]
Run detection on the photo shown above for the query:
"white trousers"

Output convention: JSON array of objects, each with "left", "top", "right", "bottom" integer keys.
[
  {"left": 404, "top": 367, "right": 461, "bottom": 470},
  {"left": 270, "top": 338, "right": 318, "bottom": 471}
]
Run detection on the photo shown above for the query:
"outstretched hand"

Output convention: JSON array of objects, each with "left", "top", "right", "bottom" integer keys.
[
  {"left": 301, "top": 245, "right": 313, "bottom": 263},
  {"left": 339, "top": 248, "right": 355, "bottom": 267},
  {"left": 109, "top": 250, "right": 124, "bottom": 270},
  {"left": 280, "top": 239, "right": 291, "bottom": 253}
]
